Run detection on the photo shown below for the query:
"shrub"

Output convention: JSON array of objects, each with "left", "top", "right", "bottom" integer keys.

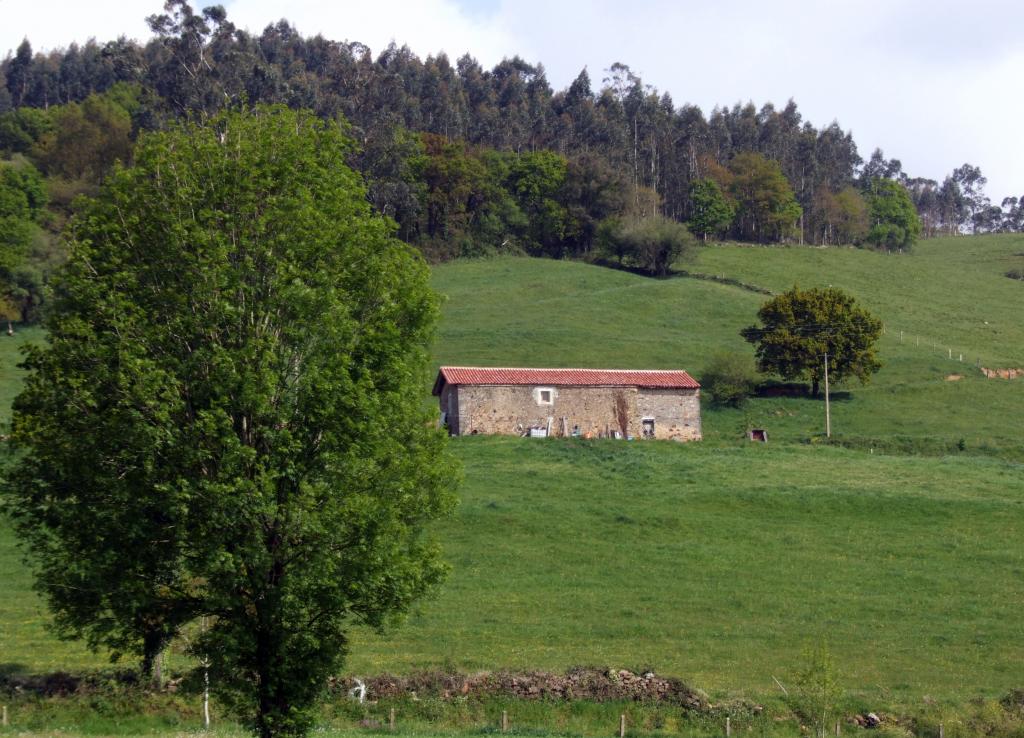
[
  {"left": 700, "top": 351, "right": 759, "bottom": 407},
  {"left": 596, "top": 215, "right": 696, "bottom": 276}
]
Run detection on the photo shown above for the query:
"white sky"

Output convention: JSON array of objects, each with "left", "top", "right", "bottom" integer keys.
[{"left": 2, "top": 0, "right": 1022, "bottom": 199}]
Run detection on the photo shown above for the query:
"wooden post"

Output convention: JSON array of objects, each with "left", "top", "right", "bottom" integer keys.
[
  {"left": 939, "top": 723, "right": 944, "bottom": 738},
  {"left": 725, "top": 716, "right": 731, "bottom": 736},
  {"left": 900, "top": 330, "right": 903, "bottom": 344},
  {"left": 619, "top": 713, "right": 626, "bottom": 738},
  {"left": 824, "top": 352, "right": 831, "bottom": 438},
  {"left": 2, "top": 705, "right": 7, "bottom": 726},
  {"left": 835, "top": 720, "right": 841, "bottom": 736},
  {"left": 389, "top": 708, "right": 396, "bottom": 732},
  {"left": 502, "top": 710, "right": 509, "bottom": 733}
]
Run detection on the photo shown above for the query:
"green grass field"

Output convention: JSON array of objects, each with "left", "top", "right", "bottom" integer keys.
[{"left": 2, "top": 235, "right": 1024, "bottom": 718}]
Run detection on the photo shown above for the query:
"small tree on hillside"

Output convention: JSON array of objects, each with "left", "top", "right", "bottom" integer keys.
[
  {"left": 700, "top": 351, "right": 758, "bottom": 407},
  {"left": 865, "top": 178, "right": 921, "bottom": 251},
  {"left": 741, "top": 286, "right": 882, "bottom": 396},
  {"left": 788, "top": 643, "right": 843, "bottom": 738},
  {"left": 688, "top": 178, "right": 735, "bottom": 240},
  {"left": 597, "top": 215, "right": 696, "bottom": 276}
]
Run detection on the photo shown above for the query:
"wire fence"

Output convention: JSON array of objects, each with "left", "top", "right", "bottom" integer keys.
[{"left": 877, "top": 324, "right": 1019, "bottom": 375}]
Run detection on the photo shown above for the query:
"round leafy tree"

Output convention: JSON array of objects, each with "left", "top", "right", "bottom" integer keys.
[
  {"left": 741, "top": 286, "right": 882, "bottom": 396},
  {"left": 5, "top": 106, "right": 459, "bottom": 738},
  {"left": 865, "top": 178, "right": 921, "bottom": 251}
]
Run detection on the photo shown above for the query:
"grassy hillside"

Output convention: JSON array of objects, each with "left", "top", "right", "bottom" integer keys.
[
  {"left": 2, "top": 235, "right": 1023, "bottom": 710},
  {"left": 347, "top": 437, "right": 1024, "bottom": 704},
  {"left": 431, "top": 234, "right": 1024, "bottom": 454}
]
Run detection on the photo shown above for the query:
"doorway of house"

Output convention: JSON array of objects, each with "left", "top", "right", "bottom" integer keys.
[{"left": 642, "top": 418, "right": 655, "bottom": 438}]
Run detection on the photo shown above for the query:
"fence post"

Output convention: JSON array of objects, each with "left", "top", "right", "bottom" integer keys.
[
  {"left": 502, "top": 710, "right": 509, "bottom": 733},
  {"left": 620, "top": 713, "right": 626, "bottom": 738},
  {"left": 2, "top": 705, "right": 7, "bottom": 726},
  {"left": 726, "top": 716, "right": 731, "bottom": 736},
  {"left": 389, "top": 708, "right": 395, "bottom": 732},
  {"left": 939, "top": 723, "right": 944, "bottom": 738},
  {"left": 835, "top": 720, "right": 841, "bottom": 736}
]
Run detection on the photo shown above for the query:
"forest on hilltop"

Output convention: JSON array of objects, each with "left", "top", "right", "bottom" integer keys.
[{"left": 1, "top": 1, "right": 1021, "bottom": 323}]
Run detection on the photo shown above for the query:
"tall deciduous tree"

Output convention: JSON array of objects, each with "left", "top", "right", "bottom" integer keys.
[
  {"left": 5, "top": 105, "right": 459, "bottom": 738},
  {"left": 741, "top": 286, "right": 882, "bottom": 396}
]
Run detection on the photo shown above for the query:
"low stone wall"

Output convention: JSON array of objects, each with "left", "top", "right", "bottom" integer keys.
[{"left": 332, "top": 668, "right": 709, "bottom": 709}]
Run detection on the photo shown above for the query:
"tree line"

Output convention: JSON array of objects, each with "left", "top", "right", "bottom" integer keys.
[{"left": 0, "top": 1, "right": 1019, "bottom": 314}]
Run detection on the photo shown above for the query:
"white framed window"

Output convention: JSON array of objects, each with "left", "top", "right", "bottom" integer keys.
[{"left": 534, "top": 387, "right": 555, "bottom": 405}]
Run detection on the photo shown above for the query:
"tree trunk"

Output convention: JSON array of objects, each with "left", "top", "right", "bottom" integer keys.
[{"left": 811, "top": 377, "right": 820, "bottom": 397}]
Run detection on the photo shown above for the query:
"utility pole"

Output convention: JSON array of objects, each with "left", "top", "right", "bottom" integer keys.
[{"left": 824, "top": 352, "right": 831, "bottom": 438}]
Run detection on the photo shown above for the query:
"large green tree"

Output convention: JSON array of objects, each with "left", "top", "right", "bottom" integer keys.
[
  {"left": 741, "top": 286, "right": 882, "bottom": 396},
  {"left": 5, "top": 106, "right": 459, "bottom": 737}
]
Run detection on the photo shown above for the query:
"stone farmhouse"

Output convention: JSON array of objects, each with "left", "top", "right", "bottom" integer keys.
[{"left": 432, "top": 367, "right": 702, "bottom": 441}]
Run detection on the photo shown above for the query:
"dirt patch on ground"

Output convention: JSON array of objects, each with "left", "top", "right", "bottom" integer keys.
[
  {"left": 331, "top": 668, "right": 709, "bottom": 710},
  {"left": 980, "top": 367, "right": 1024, "bottom": 379},
  {"left": 946, "top": 374, "right": 963, "bottom": 381}
]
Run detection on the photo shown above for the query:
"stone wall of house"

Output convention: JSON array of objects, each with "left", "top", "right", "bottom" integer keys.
[
  {"left": 439, "top": 384, "right": 461, "bottom": 434},
  {"left": 443, "top": 384, "right": 701, "bottom": 441},
  {"left": 637, "top": 388, "right": 702, "bottom": 441}
]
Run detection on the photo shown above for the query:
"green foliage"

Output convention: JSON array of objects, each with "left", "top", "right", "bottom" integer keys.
[
  {"left": 505, "top": 150, "right": 570, "bottom": 255},
  {"left": 4, "top": 106, "right": 459, "bottom": 738},
  {"left": 688, "top": 178, "right": 735, "bottom": 240},
  {"left": 787, "top": 643, "right": 842, "bottom": 738},
  {"left": 32, "top": 91, "right": 135, "bottom": 182},
  {"left": 0, "top": 107, "right": 53, "bottom": 155},
  {"left": 727, "top": 152, "right": 802, "bottom": 242},
  {"left": 741, "top": 286, "right": 882, "bottom": 395},
  {"left": 699, "top": 351, "right": 758, "bottom": 407},
  {"left": 597, "top": 215, "right": 696, "bottom": 276},
  {"left": 814, "top": 186, "right": 869, "bottom": 245},
  {"left": 0, "top": 158, "right": 49, "bottom": 320},
  {"left": 865, "top": 179, "right": 921, "bottom": 251}
]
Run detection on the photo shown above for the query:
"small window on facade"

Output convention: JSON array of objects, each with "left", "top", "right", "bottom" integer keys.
[
  {"left": 642, "top": 418, "right": 655, "bottom": 438},
  {"left": 535, "top": 387, "right": 554, "bottom": 405}
]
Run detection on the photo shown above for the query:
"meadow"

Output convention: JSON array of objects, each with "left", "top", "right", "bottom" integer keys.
[{"left": 1, "top": 234, "right": 1024, "bottom": 734}]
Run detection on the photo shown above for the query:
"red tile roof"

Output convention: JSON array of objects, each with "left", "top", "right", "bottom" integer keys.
[{"left": 433, "top": 366, "right": 699, "bottom": 394}]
